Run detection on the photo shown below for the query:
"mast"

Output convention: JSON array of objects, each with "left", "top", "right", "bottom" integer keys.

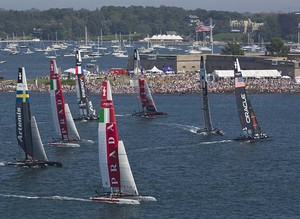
[
  {"left": 210, "top": 18, "right": 214, "bottom": 55},
  {"left": 133, "top": 49, "right": 142, "bottom": 110},
  {"left": 234, "top": 58, "right": 261, "bottom": 137},
  {"left": 200, "top": 56, "right": 213, "bottom": 131}
]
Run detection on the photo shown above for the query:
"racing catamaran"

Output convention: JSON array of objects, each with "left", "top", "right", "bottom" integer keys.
[
  {"left": 9, "top": 67, "right": 62, "bottom": 167},
  {"left": 48, "top": 59, "right": 93, "bottom": 147},
  {"left": 132, "top": 49, "right": 167, "bottom": 118},
  {"left": 197, "top": 56, "right": 223, "bottom": 135},
  {"left": 74, "top": 50, "right": 98, "bottom": 121},
  {"left": 233, "top": 58, "right": 269, "bottom": 141},
  {"left": 91, "top": 79, "right": 156, "bottom": 204}
]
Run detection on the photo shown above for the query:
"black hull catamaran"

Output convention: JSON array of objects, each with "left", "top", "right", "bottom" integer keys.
[
  {"left": 91, "top": 79, "right": 156, "bottom": 204},
  {"left": 233, "top": 58, "right": 269, "bottom": 142},
  {"left": 74, "top": 50, "right": 98, "bottom": 121},
  {"left": 132, "top": 49, "right": 167, "bottom": 118},
  {"left": 197, "top": 56, "right": 223, "bottom": 135},
  {"left": 9, "top": 67, "right": 62, "bottom": 168}
]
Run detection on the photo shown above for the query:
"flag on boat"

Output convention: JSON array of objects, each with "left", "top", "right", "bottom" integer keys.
[
  {"left": 195, "top": 22, "right": 211, "bottom": 32},
  {"left": 235, "top": 77, "right": 246, "bottom": 88}
]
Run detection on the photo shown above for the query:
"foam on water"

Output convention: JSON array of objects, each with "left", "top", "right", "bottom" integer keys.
[{"left": 0, "top": 194, "right": 91, "bottom": 202}]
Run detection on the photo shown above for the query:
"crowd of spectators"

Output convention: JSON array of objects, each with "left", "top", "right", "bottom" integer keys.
[{"left": 1, "top": 73, "right": 300, "bottom": 94}]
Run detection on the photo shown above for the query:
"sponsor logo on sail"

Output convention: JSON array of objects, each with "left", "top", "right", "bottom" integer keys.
[
  {"left": 241, "top": 93, "right": 251, "bottom": 123},
  {"left": 106, "top": 123, "right": 120, "bottom": 187},
  {"left": 16, "top": 107, "right": 23, "bottom": 142},
  {"left": 79, "top": 77, "right": 86, "bottom": 98}
]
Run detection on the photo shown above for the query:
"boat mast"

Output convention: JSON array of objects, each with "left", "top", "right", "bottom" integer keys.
[{"left": 200, "top": 56, "right": 213, "bottom": 131}]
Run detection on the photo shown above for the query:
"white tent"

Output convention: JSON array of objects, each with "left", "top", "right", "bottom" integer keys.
[
  {"left": 146, "top": 66, "right": 163, "bottom": 74},
  {"left": 64, "top": 68, "right": 90, "bottom": 75},
  {"left": 295, "top": 76, "right": 300, "bottom": 83},
  {"left": 211, "top": 69, "right": 282, "bottom": 80}
]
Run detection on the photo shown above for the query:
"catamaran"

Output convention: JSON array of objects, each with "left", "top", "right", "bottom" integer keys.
[
  {"left": 48, "top": 59, "right": 93, "bottom": 147},
  {"left": 197, "top": 56, "right": 223, "bottom": 135},
  {"left": 91, "top": 79, "right": 156, "bottom": 204},
  {"left": 74, "top": 50, "right": 98, "bottom": 121},
  {"left": 233, "top": 58, "right": 269, "bottom": 141},
  {"left": 132, "top": 49, "right": 167, "bottom": 118},
  {"left": 8, "top": 67, "right": 62, "bottom": 167}
]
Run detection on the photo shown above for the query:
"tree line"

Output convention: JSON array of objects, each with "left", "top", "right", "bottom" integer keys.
[{"left": 0, "top": 6, "right": 299, "bottom": 43}]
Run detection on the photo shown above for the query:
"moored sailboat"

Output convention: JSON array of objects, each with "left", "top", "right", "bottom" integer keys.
[
  {"left": 74, "top": 50, "right": 98, "bottom": 121},
  {"left": 233, "top": 58, "right": 269, "bottom": 141},
  {"left": 197, "top": 56, "right": 223, "bottom": 135},
  {"left": 132, "top": 49, "right": 167, "bottom": 118},
  {"left": 91, "top": 79, "right": 156, "bottom": 204},
  {"left": 48, "top": 59, "right": 93, "bottom": 147},
  {"left": 8, "top": 67, "right": 62, "bottom": 167}
]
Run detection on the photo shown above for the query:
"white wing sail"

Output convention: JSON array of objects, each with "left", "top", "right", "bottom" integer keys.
[
  {"left": 118, "top": 140, "right": 139, "bottom": 195},
  {"left": 50, "top": 90, "right": 61, "bottom": 137},
  {"left": 65, "top": 104, "right": 81, "bottom": 140},
  {"left": 31, "top": 116, "right": 48, "bottom": 161}
]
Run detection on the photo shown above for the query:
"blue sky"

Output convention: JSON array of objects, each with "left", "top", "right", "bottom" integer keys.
[{"left": 1, "top": 0, "right": 300, "bottom": 13}]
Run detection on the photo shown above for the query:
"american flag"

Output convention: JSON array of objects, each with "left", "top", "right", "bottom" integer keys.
[
  {"left": 235, "top": 77, "right": 246, "bottom": 88},
  {"left": 195, "top": 22, "right": 211, "bottom": 32}
]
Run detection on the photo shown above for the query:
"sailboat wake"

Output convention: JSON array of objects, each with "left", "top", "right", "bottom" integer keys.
[
  {"left": 116, "top": 114, "right": 132, "bottom": 117},
  {"left": 199, "top": 139, "right": 232, "bottom": 145},
  {"left": 0, "top": 194, "right": 91, "bottom": 202},
  {"left": 153, "top": 122, "right": 204, "bottom": 134}
]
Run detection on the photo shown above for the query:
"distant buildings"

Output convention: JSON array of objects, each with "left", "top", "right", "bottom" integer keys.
[
  {"left": 144, "top": 31, "right": 183, "bottom": 43},
  {"left": 229, "top": 18, "right": 264, "bottom": 33}
]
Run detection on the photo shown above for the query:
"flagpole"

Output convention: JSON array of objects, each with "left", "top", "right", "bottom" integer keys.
[{"left": 210, "top": 18, "right": 214, "bottom": 55}]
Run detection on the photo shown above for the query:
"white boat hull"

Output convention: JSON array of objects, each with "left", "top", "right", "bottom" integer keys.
[
  {"left": 48, "top": 142, "right": 80, "bottom": 147},
  {"left": 81, "top": 139, "right": 94, "bottom": 144},
  {"left": 90, "top": 195, "right": 156, "bottom": 204},
  {"left": 91, "top": 196, "right": 140, "bottom": 205},
  {"left": 138, "top": 196, "right": 157, "bottom": 202}
]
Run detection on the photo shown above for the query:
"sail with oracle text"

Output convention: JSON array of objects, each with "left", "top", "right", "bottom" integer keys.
[{"left": 233, "top": 58, "right": 269, "bottom": 141}]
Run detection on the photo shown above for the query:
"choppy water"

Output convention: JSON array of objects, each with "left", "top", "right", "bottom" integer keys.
[{"left": 1, "top": 90, "right": 300, "bottom": 218}]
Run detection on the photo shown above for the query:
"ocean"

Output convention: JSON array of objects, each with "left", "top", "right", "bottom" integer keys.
[{"left": 0, "top": 44, "right": 300, "bottom": 218}]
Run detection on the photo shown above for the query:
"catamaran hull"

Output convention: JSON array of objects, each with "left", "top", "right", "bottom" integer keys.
[
  {"left": 91, "top": 196, "right": 140, "bottom": 205},
  {"left": 91, "top": 195, "right": 156, "bottom": 204},
  {"left": 8, "top": 160, "right": 62, "bottom": 168},
  {"left": 132, "top": 111, "right": 167, "bottom": 118},
  {"left": 73, "top": 115, "right": 99, "bottom": 121},
  {"left": 233, "top": 134, "right": 270, "bottom": 142},
  {"left": 81, "top": 139, "right": 94, "bottom": 144},
  {"left": 48, "top": 142, "right": 81, "bottom": 147},
  {"left": 48, "top": 139, "right": 93, "bottom": 147},
  {"left": 196, "top": 128, "right": 224, "bottom": 136}
]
